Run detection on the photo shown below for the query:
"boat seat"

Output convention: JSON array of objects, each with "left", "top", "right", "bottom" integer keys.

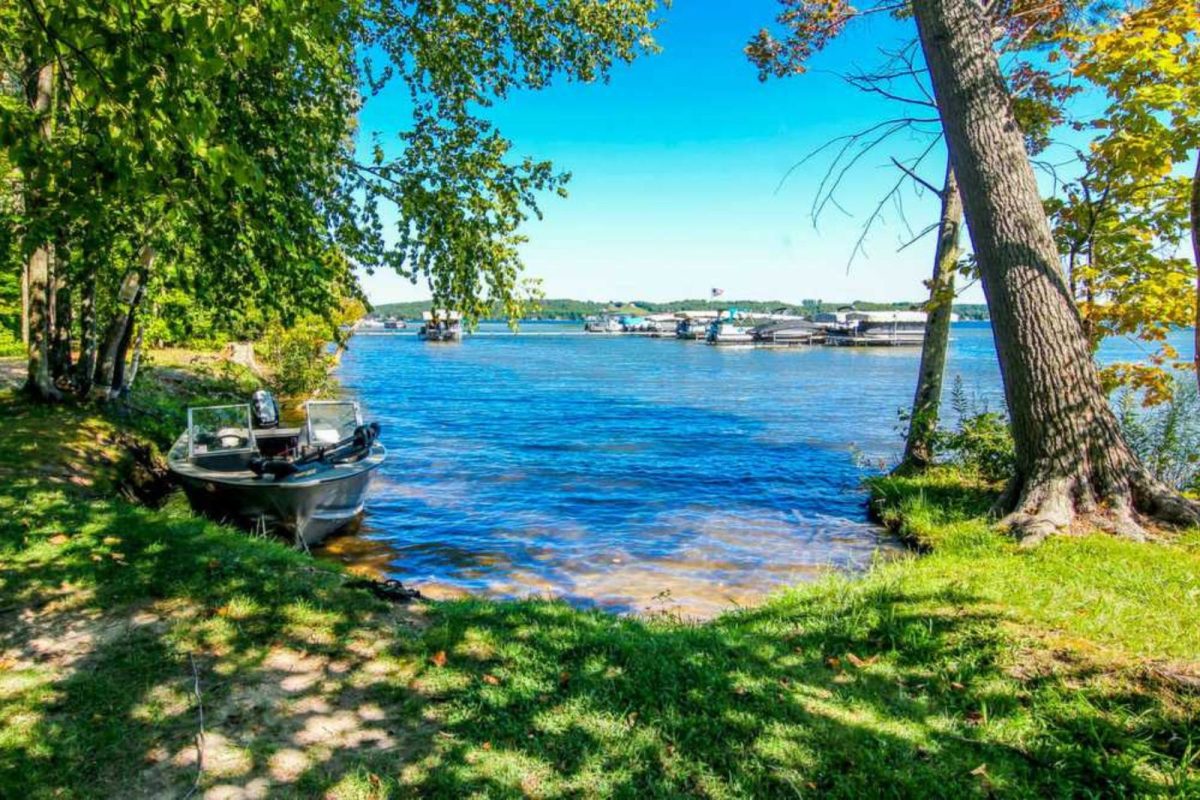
[{"left": 254, "top": 427, "right": 302, "bottom": 458}]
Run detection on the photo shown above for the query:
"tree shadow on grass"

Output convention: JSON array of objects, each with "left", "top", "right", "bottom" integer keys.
[
  {"left": 0, "top": 433, "right": 1194, "bottom": 797},
  {"left": 392, "top": 587, "right": 1196, "bottom": 798}
]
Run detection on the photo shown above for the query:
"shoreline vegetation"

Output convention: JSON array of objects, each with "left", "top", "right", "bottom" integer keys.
[
  {"left": 1, "top": 352, "right": 1196, "bottom": 797},
  {"left": 368, "top": 298, "right": 993, "bottom": 322}
]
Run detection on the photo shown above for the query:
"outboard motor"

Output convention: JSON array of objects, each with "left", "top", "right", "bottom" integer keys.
[{"left": 250, "top": 389, "right": 280, "bottom": 429}]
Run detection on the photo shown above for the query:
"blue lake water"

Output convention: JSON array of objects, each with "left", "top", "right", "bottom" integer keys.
[{"left": 323, "top": 321, "right": 1193, "bottom": 617}]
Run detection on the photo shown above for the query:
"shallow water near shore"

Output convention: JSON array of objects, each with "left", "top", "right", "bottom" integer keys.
[{"left": 319, "top": 321, "right": 1191, "bottom": 618}]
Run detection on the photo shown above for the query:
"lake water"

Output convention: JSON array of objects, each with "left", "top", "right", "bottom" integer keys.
[{"left": 320, "top": 321, "right": 1193, "bottom": 617}]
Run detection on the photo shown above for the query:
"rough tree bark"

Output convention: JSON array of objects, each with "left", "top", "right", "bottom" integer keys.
[
  {"left": 901, "top": 159, "right": 963, "bottom": 471},
  {"left": 22, "top": 61, "right": 59, "bottom": 401},
  {"left": 912, "top": 0, "right": 1200, "bottom": 541}
]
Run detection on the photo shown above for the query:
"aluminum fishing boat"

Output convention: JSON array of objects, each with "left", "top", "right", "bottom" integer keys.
[{"left": 167, "top": 393, "right": 386, "bottom": 548}]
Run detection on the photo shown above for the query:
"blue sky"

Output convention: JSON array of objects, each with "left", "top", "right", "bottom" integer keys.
[{"left": 358, "top": 1, "right": 985, "bottom": 306}]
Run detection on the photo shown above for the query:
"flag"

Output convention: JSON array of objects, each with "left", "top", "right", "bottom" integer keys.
[{"left": 711, "top": 287, "right": 724, "bottom": 298}]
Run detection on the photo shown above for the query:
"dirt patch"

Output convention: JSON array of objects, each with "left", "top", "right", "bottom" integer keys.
[
  {"left": 139, "top": 622, "right": 428, "bottom": 799},
  {"left": 0, "top": 357, "right": 23, "bottom": 391}
]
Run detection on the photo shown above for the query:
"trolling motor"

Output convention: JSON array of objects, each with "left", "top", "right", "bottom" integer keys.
[{"left": 249, "top": 422, "right": 380, "bottom": 480}]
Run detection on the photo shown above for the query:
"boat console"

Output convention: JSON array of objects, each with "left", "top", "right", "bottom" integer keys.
[{"left": 182, "top": 395, "right": 376, "bottom": 476}]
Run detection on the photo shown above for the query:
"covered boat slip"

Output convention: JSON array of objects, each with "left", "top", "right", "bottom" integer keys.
[
  {"left": 167, "top": 399, "right": 386, "bottom": 548},
  {"left": 825, "top": 311, "right": 928, "bottom": 347}
]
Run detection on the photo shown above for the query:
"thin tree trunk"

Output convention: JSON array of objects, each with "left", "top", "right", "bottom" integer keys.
[
  {"left": 20, "top": 261, "right": 28, "bottom": 346},
  {"left": 22, "top": 61, "right": 58, "bottom": 400},
  {"left": 94, "top": 246, "right": 153, "bottom": 399},
  {"left": 1191, "top": 148, "right": 1198, "bottom": 396},
  {"left": 901, "top": 159, "right": 962, "bottom": 471},
  {"left": 51, "top": 250, "right": 72, "bottom": 380},
  {"left": 76, "top": 268, "right": 97, "bottom": 393},
  {"left": 125, "top": 324, "right": 144, "bottom": 391},
  {"left": 109, "top": 294, "right": 141, "bottom": 397},
  {"left": 912, "top": 0, "right": 1199, "bottom": 540},
  {"left": 94, "top": 272, "right": 139, "bottom": 396}
]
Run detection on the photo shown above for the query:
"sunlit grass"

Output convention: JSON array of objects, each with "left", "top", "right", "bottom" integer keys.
[{"left": 0, "top": 381, "right": 1197, "bottom": 797}]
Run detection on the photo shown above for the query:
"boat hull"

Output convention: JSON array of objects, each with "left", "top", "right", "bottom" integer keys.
[{"left": 170, "top": 444, "right": 385, "bottom": 548}]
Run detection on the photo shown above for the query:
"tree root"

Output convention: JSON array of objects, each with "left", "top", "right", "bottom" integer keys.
[{"left": 995, "top": 472, "right": 1199, "bottom": 548}]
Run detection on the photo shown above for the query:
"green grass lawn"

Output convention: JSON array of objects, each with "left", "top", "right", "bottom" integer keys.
[{"left": 0, "top": 364, "right": 1197, "bottom": 798}]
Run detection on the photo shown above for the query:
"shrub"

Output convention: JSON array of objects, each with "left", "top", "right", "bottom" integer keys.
[
  {"left": 258, "top": 315, "right": 334, "bottom": 398},
  {"left": 928, "top": 377, "right": 1016, "bottom": 483},
  {"left": 1115, "top": 378, "right": 1200, "bottom": 493}
]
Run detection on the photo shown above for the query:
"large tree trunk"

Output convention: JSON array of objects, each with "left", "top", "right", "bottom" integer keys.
[
  {"left": 912, "top": 0, "right": 1200, "bottom": 541},
  {"left": 901, "top": 159, "right": 962, "bottom": 471},
  {"left": 75, "top": 268, "right": 98, "bottom": 393},
  {"left": 22, "top": 61, "right": 59, "bottom": 401}
]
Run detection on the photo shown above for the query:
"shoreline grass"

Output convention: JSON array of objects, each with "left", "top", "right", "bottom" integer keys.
[{"left": 0, "top": 356, "right": 1197, "bottom": 797}]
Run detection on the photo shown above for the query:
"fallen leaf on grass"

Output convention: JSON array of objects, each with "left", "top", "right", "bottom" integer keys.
[
  {"left": 845, "top": 653, "right": 879, "bottom": 669},
  {"left": 825, "top": 656, "right": 841, "bottom": 670},
  {"left": 430, "top": 650, "right": 447, "bottom": 668},
  {"left": 970, "top": 763, "right": 988, "bottom": 776},
  {"left": 482, "top": 674, "right": 500, "bottom": 685},
  {"left": 481, "top": 741, "right": 492, "bottom": 751},
  {"left": 48, "top": 534, "right": 68, "bottom": 546}
]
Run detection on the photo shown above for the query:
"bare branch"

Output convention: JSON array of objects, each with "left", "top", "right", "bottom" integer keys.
[{"left": 890, "top": 156, "right": 945, "bottom": 196}]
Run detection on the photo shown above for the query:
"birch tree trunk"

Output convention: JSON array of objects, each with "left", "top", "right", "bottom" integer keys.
[
  {"left": 75, "top": 269, "right": 98, "bottom": 393},
  {"left": 94, "top": 246, "right": 153, "bottom": 400},
  {"left": 901, "top": 159, "right": 962, "bottom": 470},
  {"left": 22, "top": 61, "right": 58, "bottom": 401},
  {"left": 912, "top": 0, "right": 1200, "bottom": 540}
]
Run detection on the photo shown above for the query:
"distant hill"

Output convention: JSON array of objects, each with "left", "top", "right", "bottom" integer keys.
[{"left": 370, "top": 298, "right": 991, "bottom": 321}]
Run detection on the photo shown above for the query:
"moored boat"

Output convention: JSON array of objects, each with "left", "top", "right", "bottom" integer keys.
[
  {"left": 825, "top": 310, "right": 927, "bottom": 346},
  {"left": 706, "top": 317, "right": 754, "bottom": 345},
  {"left": 167, "top": 393, "right": 386, "bottom": 548},
  {"left": 419, "top": 310, "right": 463, "bottom": 341},
  {"left": 674, "top": 311, "right": 720, "bottom": 339},
  {"left": 752, "top": 320, "right": 825, "bottom": 346},
  {"left": 584, "top": 314, "right": 623, "bottom": 333}
]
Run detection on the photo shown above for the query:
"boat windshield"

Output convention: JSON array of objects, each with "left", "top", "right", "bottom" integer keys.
[
  {"left": 188, "top": 404, "right": 256, "bottom": 458},
  {"left": 306, "top": 401, "right": 362, "bottom": 446}
]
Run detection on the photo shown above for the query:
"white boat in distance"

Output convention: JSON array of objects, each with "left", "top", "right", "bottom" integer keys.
[
  {"left": 706, "top": 313, "right": 755, "bottom": 345},
  {"left": 583, "top": 314, "right": 624, "bottom": 333}
]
